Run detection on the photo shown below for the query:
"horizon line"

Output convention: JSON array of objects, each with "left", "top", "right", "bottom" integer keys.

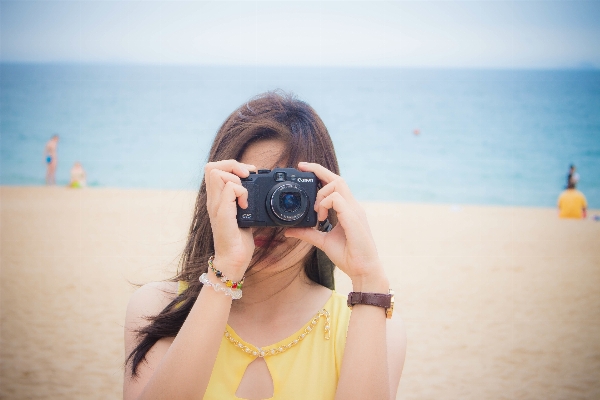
[{"left": 1, "top": 61, "right": 598, "bottom": 72}]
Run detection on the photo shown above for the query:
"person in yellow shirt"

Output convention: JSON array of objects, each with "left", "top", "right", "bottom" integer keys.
[
  {"left": 68, "top": 161, "right": 86, "bottom": 188},
  {"left": 123, "top": 92, "right": 406, "bottom": 400},
  {"left": 558, "top": 182, "right": 587, "bottom": 219}
]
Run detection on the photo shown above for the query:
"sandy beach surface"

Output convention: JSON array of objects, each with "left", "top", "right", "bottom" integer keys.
[{"left": 1, "top": 186, "right": 599, "bottom": 400}]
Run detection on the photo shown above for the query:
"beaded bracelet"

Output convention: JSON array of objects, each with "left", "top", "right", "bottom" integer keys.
[
  {"left": 199, "top": 273, "right": 243, "bottom": 300},
  {"left": 208, "top": 255, "right": 245, "bottom": 290}
]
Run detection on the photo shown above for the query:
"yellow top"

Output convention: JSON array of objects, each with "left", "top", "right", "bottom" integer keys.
[
  {"left": 558, "top": 189, "right": 587, "bottom": 219},
  {"left": 177, "top": 281, "right": 351, "bottom": 399}
]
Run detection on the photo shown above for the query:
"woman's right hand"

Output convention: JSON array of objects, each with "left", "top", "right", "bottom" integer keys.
[{"left": 204, "top": 160, "right": 257, "bottom": 281}]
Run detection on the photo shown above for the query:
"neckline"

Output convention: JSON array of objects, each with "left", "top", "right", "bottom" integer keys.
[{"left": 225, "top": 290, "right": 334, "bottom": 354}]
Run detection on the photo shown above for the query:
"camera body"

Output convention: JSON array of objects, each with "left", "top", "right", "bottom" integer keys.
[{"left": 236, "top": 168, "right": 319, "bottom": 227}]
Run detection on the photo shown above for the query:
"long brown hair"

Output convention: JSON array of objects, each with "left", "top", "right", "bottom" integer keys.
[{"left": 127, "top": 90, "right": 340, "bottom": 376}]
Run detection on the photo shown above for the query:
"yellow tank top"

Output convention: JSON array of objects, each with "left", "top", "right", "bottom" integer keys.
[{"left": 177, "top": 281, "right": 351, "bottom": 399}]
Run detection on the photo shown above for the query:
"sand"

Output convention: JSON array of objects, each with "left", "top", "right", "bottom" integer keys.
[{"left": 1, "top": 186, "right": 599, "bottom": 400}]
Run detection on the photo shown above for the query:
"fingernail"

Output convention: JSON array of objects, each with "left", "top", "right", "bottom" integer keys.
[{"left": 298, "top": 162, "right": 307, "bottom": 166}]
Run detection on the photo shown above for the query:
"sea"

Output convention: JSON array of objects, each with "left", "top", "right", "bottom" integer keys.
[{"left": 1, "top": 64, "right": 599, "bottom": 208}]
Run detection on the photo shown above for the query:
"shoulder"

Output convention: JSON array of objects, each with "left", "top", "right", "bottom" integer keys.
[
  {"left": 329, "top": 291, "right": 351, "bottom": 322},
  {"left": 127, "top": 281, "right": 178, "bottom": 311},
  {"left": 125, "top": 281, "right": 178, "bottom": 334},
  {"left": 330, "top": 290, "right": 348, "bottom": 306},
  {"left": 124, "top": 281, "right": 179, "bottom": 363}
]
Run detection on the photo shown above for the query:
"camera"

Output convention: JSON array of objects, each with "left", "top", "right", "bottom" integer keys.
[{"left": 236, "top": 168, "right": 319, "bottom": 227}]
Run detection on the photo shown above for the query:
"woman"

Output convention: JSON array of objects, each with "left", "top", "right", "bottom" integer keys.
[{"left": 124, "top": 92, "right": 406, "bottom": 400}]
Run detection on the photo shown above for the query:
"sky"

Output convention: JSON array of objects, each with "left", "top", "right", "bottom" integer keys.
[{"left": 1, "top": 1, "right": 599, "bottom": 69}]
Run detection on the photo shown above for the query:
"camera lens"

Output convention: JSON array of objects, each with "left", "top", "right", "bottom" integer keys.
[
  {"left": 280, "top": 192, "right": 301, "bottom": 213},
  {"left": 267, "top": 183, "right": 309, "bottom": 224}
]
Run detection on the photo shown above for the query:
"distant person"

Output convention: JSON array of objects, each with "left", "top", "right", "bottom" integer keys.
[
  {"left": 44, "top": 134, "right": 59, "bottom": 185},
  {"left": 69, "top": 162, "right": 86, "bottom": 188},
  {"left": 558, "top": 182, "right": 587, "bottom": 219},
  {"left": 566, "top": 164, "right": 580, "bottom": 188}
]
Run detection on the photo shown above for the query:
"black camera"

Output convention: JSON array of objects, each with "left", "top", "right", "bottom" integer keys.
[{"left": 236, "top": 168, "right": 319, "bottom": 227}]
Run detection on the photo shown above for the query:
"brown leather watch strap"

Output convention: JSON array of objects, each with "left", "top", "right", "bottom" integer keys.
[{"left": 347, "top": 292, "right": 392, "bottom": 309}]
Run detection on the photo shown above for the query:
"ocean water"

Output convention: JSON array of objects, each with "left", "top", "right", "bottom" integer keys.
[{"left": 1, "top": 64, "right": 599, "bottom": 208}]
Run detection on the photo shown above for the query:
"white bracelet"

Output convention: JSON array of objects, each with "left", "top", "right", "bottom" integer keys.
[{"left": 199, "top": 273, "right": 243, "bottom": 300}]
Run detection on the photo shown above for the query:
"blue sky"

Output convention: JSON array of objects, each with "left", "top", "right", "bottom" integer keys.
[{"left": 1, "top": 1, "right": 599, "bottom": 68}]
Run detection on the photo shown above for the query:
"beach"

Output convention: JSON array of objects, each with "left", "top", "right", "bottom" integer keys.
[{"left": 1, "top": 186, "right": 599, "bottom": 399}]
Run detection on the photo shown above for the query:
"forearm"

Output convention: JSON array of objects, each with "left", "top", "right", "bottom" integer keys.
[
  {"left": 137, "top": 287, "right": 232, "bottom": 400},
  {"left": 335, "top": 276, "right": 390, "bottom": 400},
  {"left": 128, "top": 158, "right": 254, "bottom": 399}
]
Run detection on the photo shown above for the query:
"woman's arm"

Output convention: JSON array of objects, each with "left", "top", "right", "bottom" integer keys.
[
  {"left": 123, "top": 160, "right": 256, "bottom": 400},
  {"left": 336, "top": 276, "right": 407, "bottom": 399},
  {"left": 123, "top": 281, "right": 234, "bottom": 400},
  {"left": 337, "top": 285, "right": 390, "bottom": 399},
  {"left": 387, "top": 316, "right": 407, "bottom": 398},
  {"left": 286, "top": 162, "right": 406, "bottom": 399}
]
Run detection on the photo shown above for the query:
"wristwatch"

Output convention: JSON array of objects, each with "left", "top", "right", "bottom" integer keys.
[{"left": 347, "top": 289, "right": 395, "bottom": 319}]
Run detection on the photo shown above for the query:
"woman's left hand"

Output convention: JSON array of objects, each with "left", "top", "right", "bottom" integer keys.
[{"left": 285, "top": 162, "right": 389, "bottom": 292}]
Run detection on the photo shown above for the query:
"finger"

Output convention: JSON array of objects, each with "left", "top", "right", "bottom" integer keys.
[
  {"left": 319, "top": 192, "right": 362, "bottom": 230},
  {"left": 207, "top": 169, "right": 245, "bottom": 211},
  {"left": 205, "top": 160, "right": 256, "bottom": 183},
  {"left": 209, "top": 168, "right": 242, "bottom": 186},
  {"left": 205, "top": 161, "right": 241, "bottom": 189},
  {"left": 234, "top": 162, "right": 258, "bottom": 178},
  {"left": 314, "top": 178, "right": 355, "bottom": 217},
  {"left": 284, "top": 227, "right": 327, "bottom": 250},
  {"left": 297, "top": 162, "right": 338, "bottom": 185},
  {"left": 215, "top": 181, "right": 249, "bottom": 218},
  {"left": 317, "top": 202, "right": 329, "bottom": 223},
  {"left": 205, "top": 161, "right": 252, "bottom": 209},
  {"left": 229, "top": 181, "right": 250, "bottom": 210},
  {"left": 207, "top": 169, "right": 240, "bottom": 206},
  {"left": 209, "top": 159, "right": 256, "bottom": 175}
]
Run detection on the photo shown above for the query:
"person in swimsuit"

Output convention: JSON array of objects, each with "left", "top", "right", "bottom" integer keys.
[
  {"left": 69, "top": 161, "right": 87, "bottom": 188},
  {"left": 44, "top": 134, "right": 59, "bottom": 185},
  {"left": 123, "top": 92, "right": 406, "bottom": 400}
]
